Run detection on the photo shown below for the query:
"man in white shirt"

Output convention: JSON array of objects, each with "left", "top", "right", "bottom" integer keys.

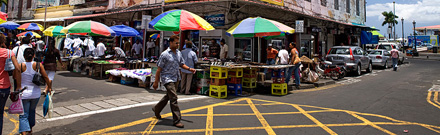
[
  {"left": 276, "top": 46, "right": 289, "bottom": 65},
  {"left": 219, "top": 39, "right": 228, "bottom": 59},
  {"left": 146, "top": 38, "right": 155, "bottom": 57},
  {"left": 94, "top": 39, "right": 106, "bottom": 57},
  {"left": 12, "top": 36, "right": 32, "bottom": 63},
  {"left": 132, "top": 40, "right": 142, "bottom": 58}
]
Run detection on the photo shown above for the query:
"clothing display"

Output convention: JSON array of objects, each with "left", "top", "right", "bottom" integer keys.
[{"left": 106, "top": 68, "right": 151, "bottom": 82}]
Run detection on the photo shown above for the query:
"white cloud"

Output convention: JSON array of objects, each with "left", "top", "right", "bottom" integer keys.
[{"left": 367, "top": 0, "right": 440, "bottom": 24}]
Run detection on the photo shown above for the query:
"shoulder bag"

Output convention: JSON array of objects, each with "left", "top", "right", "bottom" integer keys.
[
  {"left": 32, "top": 62, "right": 46, "bottom": 86},
  {"left": 4, "top": 50, "right": 15, "bottom": 71}
]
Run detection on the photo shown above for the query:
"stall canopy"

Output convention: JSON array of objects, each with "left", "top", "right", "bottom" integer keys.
[
  {"left": 17, "top": 31, "right": 42, "bottom": 38},
  {"left": 150, "top": 33, "right": 160, "bottom": 39},
  {"left": 110, "top": 25, "right": 140, "bottom": 37},
  {"left": 61, "top": 20, "right": 115, "bottom": 36},
  {"left": 43, "top": 26, "right": 65, "bottom": 37},
  {"left": 226, "top": 17, "right": 294, "bottom": 37},
  {"left": 370, "top": 26, "right": 384, "bottom": 38},
  {"left": 18, "top": 23, "right": 44, "bottom": 31},
  {"left": 148, "top": 9, "right": 215, "bottom": 31},
  {"left": 0, "top": 21, "right": 20, "bottom": 30}
]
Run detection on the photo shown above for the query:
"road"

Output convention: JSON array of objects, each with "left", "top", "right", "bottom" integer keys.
[{"left": 3, "top": 58, "right": 440, "bottom": 135}]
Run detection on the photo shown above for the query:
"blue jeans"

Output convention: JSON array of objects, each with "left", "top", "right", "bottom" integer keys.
[
  {"left": 264, "top": 59, "right": 276, "bottom": 74},
  {"left": 392, "top": 58, "right": 398, "bottom": 71},
  {"left": 19, "top": 98, "right": 40, "bottom": 133},
  {"left": 0, "top": 87, "right": 10, "bottom": 135},
  {"left": 285, "top": 63, "right": 301, "bottom": 86}
]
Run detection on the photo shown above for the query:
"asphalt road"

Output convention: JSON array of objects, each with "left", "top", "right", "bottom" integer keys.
[{"left": 4, "top": 58, "right": 440, "bottom": 135}]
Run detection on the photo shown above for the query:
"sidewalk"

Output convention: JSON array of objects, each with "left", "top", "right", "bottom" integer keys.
[{"left": 405, "top": 51, "right": 440, "bottom": 61}]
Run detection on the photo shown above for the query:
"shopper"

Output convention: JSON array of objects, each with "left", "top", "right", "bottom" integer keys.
[
  {"left": 94, "top": 39, "right": 106, "bottom": 57},
  {"left": 19, "top": 48, "right": 51, "bottom": 135},
  {"left": 390, "top": 47, "right": 399, "bottom": 71},
  {"left": 285, "top": 42, "right": 301, "bottom": 89},
  {"left": 43, "top": 40, "right": 65, "bottom": 92},
  {"left": 219, "top": 39, "right": 228, "bottom": 59},
  {"left": 180, "top": 41, "right": 198, "bottom": 95},
  {"left": 0, "top": 33, "right": 21, "bottom": 135},
  {"left": 152, "top": 35, "right": 196, "bottom": 128},
  {"left": 264, "top": 44, "right": 278, "bottom": 74}
]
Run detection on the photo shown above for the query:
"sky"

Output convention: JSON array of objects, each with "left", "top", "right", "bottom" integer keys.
[{"left": 365, "top": 0, "right": 440, "bottom": 38}]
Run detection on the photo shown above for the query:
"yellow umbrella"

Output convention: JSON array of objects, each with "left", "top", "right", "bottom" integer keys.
[
  {"left": 370, "top": 27, "right": 384, "bottom": 38},
  {"left": 43, "top": 26, "right": 65, "bottom": 37}
]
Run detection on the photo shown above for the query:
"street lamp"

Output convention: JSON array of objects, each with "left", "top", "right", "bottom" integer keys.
[
  {"left": 393, "top": 1, "right": 396, "bottom": 41},
  {"left": 401, "top": 18, "right": 404, "bottom": 48},
  {"left": 413, "top": 20, "right": 417, "bottom": 55}
]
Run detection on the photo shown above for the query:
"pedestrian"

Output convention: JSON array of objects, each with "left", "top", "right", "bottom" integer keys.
[
  {"left": 123, "top": 38, "right": 132, "bottom": 57},
  {"left": 276, "top": 45, "right": 289, "bottom": 74},
  {"left": 0, "top": 33, "right": 21, "bottom": 135},
  {"left": 18, "top": 48, "right": 51, "bottom": 135},
  {"left": 12, "top": 36, "right": 32, "bottom": 90},
  {"left": 285, "top": 42, "right": 302, "bottom": 89},
  {"left": 152, "top": 35, "right": 196, "bottom": 128},
  {"left": 132, "top": 40, "right": 142, "bottom": 58},
  {"left": 219, "top": 39, "right": 228, "bottom": 59},
  {"left": 43, "top": 40, "right": 65, "bottom": 93},
  {"left": 94, "top": 39, "right": 106, "bottom": 57},
  {"left": 147, "top": 38, "right": 155, "bottom": 57},
  {"left": 180, "top": 41, "right": 198, "bottom": 95},
  {"left": 264, "top": 44, "right": 278, "bottom": 75},
  {"left": 390, "top": 47, "right": 399, "bottom": 71}
]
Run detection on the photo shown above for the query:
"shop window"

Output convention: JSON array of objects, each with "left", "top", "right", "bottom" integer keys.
[
  {"left": 334, "top": 0, "right": 339, "bottom": 10},
  {"left": 234, "top": 39, "right": 252, "bottom": 61},
  {"left": 27, "top": 0, "right": 32, "bottom": 9},
  {"left": 200, "top": 38, "right": 220, "bottom": 58},
  {"left": 346, "top": 0, "right": 350, "bottom": 13},
  {"left": 321, "top": 0, "right": 326, "bottom": 6},
  {"left": 356, "top": 0, "right": 360, "bottom": 16}
]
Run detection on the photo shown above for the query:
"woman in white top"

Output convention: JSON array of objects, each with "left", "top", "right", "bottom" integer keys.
[{"left": 19, "top": 48, "right": 51, "bottom": 135}]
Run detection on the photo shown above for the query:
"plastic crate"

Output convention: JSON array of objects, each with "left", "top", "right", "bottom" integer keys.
[
  {"left": 227, "top": 84, "right": 242, "bottom": 96},
  {"left": 108, "top": 75, "right": 120, "bottom": 82},
  {"left": 197, "top": 79, "right": 210, "bottom": 87},
  {"left": 121, "top": 77, "right": 135, "bottom": 85},
  {"left": 197, "top": 86, "right": 209, "bottom": 95},
  {"left": 227, "top": 77, "right": 242, "bottom": 84},
  {"left": 242, "top": 81, "right": 257, "bottom": 88},
  {"left": 244, "top": 68, "right": 257, "bottom": 75},
  {"left": 209, "top": 85, "right": 227, "bottom": 98},
  {"left": 210, "top": 66, "right": 228, "bottom": 79},
  {"left": 197, "top": 71, "right": 210, "bottom": 79},
  {"left": 271, "top": 69, "right": 285, "bottom": 78},
  {"left": 243, "top": 74, "right": 257, "bottom": 78},
  {"left": 272, "top": 77, "right": 286, "bottom": 84},
  {"left": 243, "top": 77, "right": 257, "bottom": 83},
  {"left": 210, "top": 78, "right": 226, "bottom": 85},
  {"left": 271, "top": 83, "right": 288, "bottom": 95},
  {"left": 228, "top": 68, "right": 243, "bottom": 77}
]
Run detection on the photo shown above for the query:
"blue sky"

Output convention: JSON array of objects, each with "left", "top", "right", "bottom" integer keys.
[{"left": 365, "top": 0, "right": 440, "bottom": 38}]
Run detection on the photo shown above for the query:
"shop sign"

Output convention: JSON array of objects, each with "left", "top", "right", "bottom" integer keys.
[
  {"left": 296, "top": 20, "right": 304, "bottom": 33},
  {"left": 205, "top": 14, "right": 225, "bottom": 27},
  {"left": 260, "top": 0, "right": 284, "bottom": 6}
]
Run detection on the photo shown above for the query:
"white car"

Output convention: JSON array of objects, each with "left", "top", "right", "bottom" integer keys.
[{"left": 376, "top": 43, "right": 405, "bottom": 64}]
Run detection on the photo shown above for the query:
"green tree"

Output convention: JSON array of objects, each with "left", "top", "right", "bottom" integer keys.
[{"left": 381, "top": 11, "right": 398, "bottom": 39}]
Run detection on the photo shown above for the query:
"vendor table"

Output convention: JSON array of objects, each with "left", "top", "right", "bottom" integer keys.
[{"left": 90, "top": 62, "right": 125, "bottom": 79}]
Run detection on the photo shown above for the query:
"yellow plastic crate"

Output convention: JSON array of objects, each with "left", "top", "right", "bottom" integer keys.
[
  {"left": 271, "top": 83, "right": 288, "bottom": 95},
  {"left": 243, "top": 68, "right": 257, "bottom": 75},
  {"left": 228, "top": 68, "right": 243, "bottom": 77},
  {"left": 243, "top": 77, "right": 257, "bottom": 83},
  {"left": 209, "top": 85, "right": 227, "bottom": 98},
  {"left": 242, "top": 81, "right": 257, "bottom": 88},
  {"left": 210, "top": 66, "right": 228, "bottom": 79}
]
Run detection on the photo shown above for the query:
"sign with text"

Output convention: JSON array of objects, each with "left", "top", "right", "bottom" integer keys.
[
  {"left": 296, "top": 20, "right": 304, "bottom": 33},
  {"left": 205, "top": 14, "right": 225, "bottom": 27}
]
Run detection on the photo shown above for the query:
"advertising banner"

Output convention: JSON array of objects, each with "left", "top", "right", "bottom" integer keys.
[
  {"left": 204, "top": 14, "right": 225, "bottom": 27},
  {"left": 430, "top": 35, "right": 438, "bottom": 47}
]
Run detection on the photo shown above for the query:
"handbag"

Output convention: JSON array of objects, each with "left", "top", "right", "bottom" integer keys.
[
  {"left": 32, "top": 62, "right": 46, "bottom": 86},
  {"left": 4, "top": 50, "right": 15, "bottom": 71}
]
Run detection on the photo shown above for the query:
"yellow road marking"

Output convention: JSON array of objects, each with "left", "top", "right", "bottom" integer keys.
[
  {"left": 291, "top": 84, "right": 343, "bottom": 93},
  {"left": 427, "top": 91, "right": 440, "bottom": 109},
  {"left": 292, "top": 105, "right": 337, "bottom": 135},
  {"left": 223, "top": 103, "right": 283, "bottom": 106},
  {"left": 348, "top": 112, "right": 395, "bottom": 135},
  {"left": 205, "top": 107, "right": 213, "bottom": 135},
  {"left": 246, "top": 99, "right": 276, "bottom": 135},
  {"left": 4, "top": 112, "right": 19, "bottom": 135},
  {"left": 434, "top": 92, "right": 440, "bottom": 106},
  {"left": 182, "top": 109, "right": 341, "bottom": 117},
  {"left": 142, "top": 119, "right": 158, "bottom": 135}
]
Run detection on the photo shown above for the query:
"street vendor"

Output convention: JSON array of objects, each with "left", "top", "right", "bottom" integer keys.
[
  {"left": 112, "top": 45, "right": 126, "bottom": 58},
  {"left": 123, "top": 38, "right": 132, "bottom": 57},
  {"left": 264, "top": 43, "right": 278, "bottom": 74},
  {"left": 132, "top": 40, "right": 142, "bottom": 58},
  {"left": 94, "top": 39, "right": 106, "bottom": 57}
]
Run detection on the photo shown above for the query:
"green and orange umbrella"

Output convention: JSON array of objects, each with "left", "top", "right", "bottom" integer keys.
[
  {"left": 61, "top": 21, "right": 115, "bottom": 36},
  {"left": 148, "top": 9, "right": 214, "bottom": 31}
]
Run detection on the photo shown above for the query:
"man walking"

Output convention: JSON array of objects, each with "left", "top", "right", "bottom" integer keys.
[
  {"left": 152, "top": 35, "right": 196, "bottom": 128},
  {"left": 390, "top": 48, "right": 399, "bottom": 71},
  {"left": 180, "top": 41, "right": 198, "bottom": 95}
]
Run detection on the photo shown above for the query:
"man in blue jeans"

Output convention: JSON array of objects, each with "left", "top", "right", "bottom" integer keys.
[
  {"left": 264, "top": 44, "right": 278, "bottom": 76},
  {"left": 390, "top": 48, "right": 399, "bottom": 71}
]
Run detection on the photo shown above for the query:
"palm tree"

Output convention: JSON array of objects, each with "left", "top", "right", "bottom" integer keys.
[{"left": 381, "top": 11, "right": 398, "bottom": 40}]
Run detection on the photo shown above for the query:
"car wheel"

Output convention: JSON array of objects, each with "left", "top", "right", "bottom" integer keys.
[
  {"left": 355, "top": 64, "right": 362, "bottom": 76},
  {"left": 366, "top": 63, "right": 372, "bottom": 73},
  {"left": 384, "top": 61, "right": 388, "bottom": 69}
]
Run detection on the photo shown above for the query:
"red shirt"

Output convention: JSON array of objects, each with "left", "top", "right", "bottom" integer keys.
[
  {"left": 0, "top": 48, "right": 14, "bottom": 89},
  {"left": 267, "top": 48, "right": 278, "bottom": 59}
]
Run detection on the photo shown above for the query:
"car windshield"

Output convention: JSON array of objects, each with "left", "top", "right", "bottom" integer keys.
[
  {"left": 329, "top": 48, "right": 350, "bottom": 55},
  {"left": 369, "top": 51, "right": 382, "bottom": 55},
  {"left": 378, "top": 45, "right": 392, "bottom": 51}
]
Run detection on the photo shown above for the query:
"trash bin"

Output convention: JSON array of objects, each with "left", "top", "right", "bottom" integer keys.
[{"left": 433, "top": 47, "right": 438, "bottom": 53}]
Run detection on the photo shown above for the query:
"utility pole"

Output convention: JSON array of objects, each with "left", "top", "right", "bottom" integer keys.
[{"left": 393, "top": 1, "right": 396, "bottom": 41}]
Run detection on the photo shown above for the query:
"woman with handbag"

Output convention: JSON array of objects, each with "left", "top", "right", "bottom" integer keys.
[
  {"left": 43, "top": 40, "right": 64, "bottom": 92},
  {"left": 0, "top": 33, "right": 21, "bottom": 135},
  {"left": 18, "top": 48, "right": 51, "bottom": 135},
  {"left": 285, "top": 42, "right": 302, "bottom": 89}
]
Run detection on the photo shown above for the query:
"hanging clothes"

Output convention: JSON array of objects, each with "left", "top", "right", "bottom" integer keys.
[
  {"left": 64, "top": 38, "right": 73, "bottom": 49},
  {"left": 73, "top": 38, "right": 83, "bottom": 48}
]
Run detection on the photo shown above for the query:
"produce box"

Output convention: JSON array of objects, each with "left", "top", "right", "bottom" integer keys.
[{"left": 121, "top": 77, "right": 135, "bottom": 85}]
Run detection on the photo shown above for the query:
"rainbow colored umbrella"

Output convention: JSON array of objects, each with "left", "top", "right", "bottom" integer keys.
[
  {"left": 61, "top": 21, "right": 115, "bottom": 36},
  {"left": 149, "top": 9, "right": 214, "bottom": 31},
  {"left": 0, "top": 12, "right": 7, "bottom": 24},
  {"left": 18, "top": 23, "right": 44, "bottom": 31},
  {"left": 150, "top": 33, "right": 160, "bottom": 39},
  {"left": 0, "top": 21, "right": 20, "bottom": 30},
  {"left": 43, "top": 26, "right": 65, "bottom": 37},
  {"left": 17, "top": 31, "right": 42, "bottom": 38},
  {"left": 226, "top": 17, "right": 294, "bottom": 37}
]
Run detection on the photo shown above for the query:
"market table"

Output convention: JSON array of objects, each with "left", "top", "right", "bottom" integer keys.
[{"left": 90, "top": 61, "right": 125, "bottom": 79}]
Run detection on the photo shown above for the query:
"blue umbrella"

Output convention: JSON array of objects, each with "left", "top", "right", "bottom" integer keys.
[
  {"left": 0, "top": 21, "right": 20, "bottom": 30},
  {"left": 109, "top": 25, "right": 140, "bottom": 37}
]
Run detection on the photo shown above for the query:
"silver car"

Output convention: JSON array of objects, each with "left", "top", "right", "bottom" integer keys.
[
  {"left": 367, "top": 49, "right": 392, "bottom": 69},
  {"left": 326, "top": 46, "right": 372, "bottom": 76}
]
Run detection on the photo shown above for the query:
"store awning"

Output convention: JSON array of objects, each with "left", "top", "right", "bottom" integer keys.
[
  {"left": 15, "top": 17, "right": 69, "bottom": 23},
  {"left": 351, "top": 23, "right": 379, "bottom": 31}
]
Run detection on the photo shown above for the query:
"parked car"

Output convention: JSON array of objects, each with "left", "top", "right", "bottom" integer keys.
[
  {"left": 376, "top": 43, "right": 405, "bottom": 64},
  {"left": 325, "top": 46, "right": 372, "bottom": 76},
  {"left": 367, "top": 49, "right": 392, "bottom": 69}
]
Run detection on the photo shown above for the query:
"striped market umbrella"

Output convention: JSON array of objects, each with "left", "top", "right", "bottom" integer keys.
[
  {"left": 43, "top": 26, "right": 65, "bottom": 37},
  {"left": 61, "top": 21, "right": 115, "bottom": 36},
  {"left": 150, "top": 33, "right": 160, "bottom": 39},
  {"left": 0, "top": 12, "right": 7, "bottom": 24},
  {"left": 18, "top": 23, "right": 44, "bottom": 31},
  {"left": 17, "top": 31, "right": 42, "bottom": 38},
  {"left": 226, "top": 17, "right": 294, "bottom": 37},
  {"left": 0, "top": 21, "right": 20, "bottom": 30},
  {"left": 148, "top": 9, "right": 214, "bottom": 31},
  {"left": 109, "top": 25, "right": 140, "bottom": 37}
]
